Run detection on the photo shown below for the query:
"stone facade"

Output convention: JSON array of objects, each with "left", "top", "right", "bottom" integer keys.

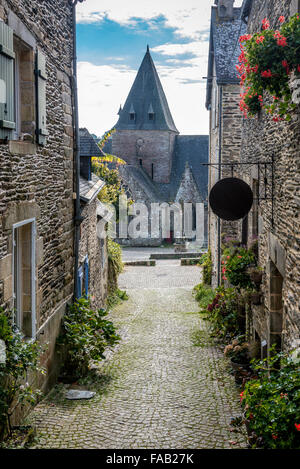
[
  {"left": 206, "top": 3, "right": 245, "bottom": 286},
  {"left": 238, "top": 0, "right": 300, "bottom": 354},
  {"left": 79, "top": 198, "right": 108, "bottom": 309},
  {"left": 112, "top": 129, "right": 177, "bottom": 184},
  {"left": 0, "top": 0, "right": 75, "bottom": 390}
]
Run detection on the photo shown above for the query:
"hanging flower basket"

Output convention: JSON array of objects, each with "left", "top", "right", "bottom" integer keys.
[{"left": 237, "top": 14, "right": 300, "bottom": 121}]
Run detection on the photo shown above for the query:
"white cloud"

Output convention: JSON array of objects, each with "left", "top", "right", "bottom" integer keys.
[
  {"left": 77, "top": 61, "right": 136, "bottom": 136},
  {"left": 76, "top": 0, "right": 213, "bottom": 39},
  {"left": 78, "top": 56, "right": 209, "bottom": 137}
]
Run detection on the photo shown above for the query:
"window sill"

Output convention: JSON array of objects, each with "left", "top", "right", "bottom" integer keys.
[{"left": 9, "top": 140, "right": 36, "bottom": 155}]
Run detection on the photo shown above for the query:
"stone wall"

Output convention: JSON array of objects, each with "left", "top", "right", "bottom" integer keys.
[
  {"left": 208, "top": 79, "right": 243, "bottom": 286},
  {"left": 79, "top": 199, "right": 108, "bottom": 308},
  {"left": 0, "top": 0, "right": 75, "bottom": 389},
  {"left": 240, "top": 0, "right": 300, "bottom": 352},
  {"left": 112, "top": 129, "right": 177, "bottom": 184}
]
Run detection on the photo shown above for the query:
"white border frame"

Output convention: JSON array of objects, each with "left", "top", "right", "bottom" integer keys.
[{"left": 12, "top": 218, "right": 36, "bottom": 338}]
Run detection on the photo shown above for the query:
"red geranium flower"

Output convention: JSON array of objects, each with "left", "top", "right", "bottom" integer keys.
[
  {"left": 279, "top": 16, "right": 285, "bottom": 23},
  {"left": 262, "top": 18, "right": 270, "bottom": 29},
  {"left": 295, "top": 423, "right": 300, "bottom": 431},
  {"left": 272, "top": 434, "right": 278, "bottom": 440},
  {"left": 261, "top": 69, "right": 272, "bottom": 78},
  {"left": 277, "top": 36, "right": 287, "bottom": 47}
]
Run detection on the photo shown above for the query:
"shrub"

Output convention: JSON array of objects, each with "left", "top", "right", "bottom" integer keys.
[
  {"left": 0, "top": 310, "right": 43, "bottom": 437},
  {"left": 193, "top": 283, "right": 215, "bottom": 310},
  {"left": 199, "top": 249, "right": 212, "bottom": 286},
  {"left": 222, "top": 247, "right": 256, "bottom": 289},
  {"left": 204, "top": 287, "right": 245, "bottom": 340},
  {"left": 108, "top": 239, "right": 123, "bottom": 293},
  {"left": 58, "top": 298, "right": 120, "bottom": 378},
  {"left": 241, "top": 349, "right": 300, "bottom": 449}
]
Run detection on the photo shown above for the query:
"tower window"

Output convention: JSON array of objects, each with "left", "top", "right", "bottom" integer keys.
[
  {"left": 151, "top": 163, "right": 154, "bottom": 179},
  {"left": 130, "top": 113, "right": 135, "bottom": 121},
  {"left": 139, "top": 158, "right": 142, "bottom": 166},
  {"left": 148, "top": 113, "right": 154, "bottom": 121}
]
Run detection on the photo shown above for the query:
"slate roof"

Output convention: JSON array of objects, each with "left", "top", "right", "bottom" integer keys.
[
  {"left": 79, "top": 128, "right": 104, "bottom": 157},
  {"left": 168, "top": 135, "right": 209, "bottom": 202},
  {"left": 206, "top": 6, "right": 246, "bottom": 108},
  {"left": 119, "top": 135, "right": 209, "bottom": 203},
  {"left": 80, "top": 173, "right": 105, "bottom": 204},
  {"left": 115, "top": 47, "right": 178, "bottom": 133}
]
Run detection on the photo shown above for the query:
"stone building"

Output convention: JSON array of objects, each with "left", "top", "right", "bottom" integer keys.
[
  {"left": 0, "top": 0, "right": 77, "bottom": 389},
  {"left": 206, "top": 0, "right": 246, "bottom": 286},
  {"left": 79, "top": 128, "right": 108, "bottom": 309},
  {"left": 111, "top": 47, "right": 209, "bottom": 247},
  {"left": 237, "top": 0, "right": 300, "bottom": 355}
]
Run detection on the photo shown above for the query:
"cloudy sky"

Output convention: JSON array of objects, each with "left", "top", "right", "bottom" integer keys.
[{"left": 76, "top": 0, "right": 243, "bottom": 137}]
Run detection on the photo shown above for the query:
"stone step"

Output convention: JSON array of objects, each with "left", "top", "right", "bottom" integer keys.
[{"left": 150, "top": 252, "right": 203, "bottom": 260}]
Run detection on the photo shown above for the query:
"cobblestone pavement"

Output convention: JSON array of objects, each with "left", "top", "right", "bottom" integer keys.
[{"left": 27, "top": 262, "right": 247, "bottom": 449}]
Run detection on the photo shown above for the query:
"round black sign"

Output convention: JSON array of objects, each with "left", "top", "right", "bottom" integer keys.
[{"left": 209, "top": 177, "right": 253, "bottom": 221}]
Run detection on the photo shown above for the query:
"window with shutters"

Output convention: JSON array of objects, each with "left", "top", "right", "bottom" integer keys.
[
  {"left": 0, "top": 21, "right": 47, "bottom": 145},
  {"left": 0, "top": 21, "right": 16, "bottom": 140},
  {"left": 13, "top": 36, "right": 35, "bottom": 140}
]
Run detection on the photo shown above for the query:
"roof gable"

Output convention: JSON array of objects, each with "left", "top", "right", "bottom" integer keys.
[{"left": 115, "top": 48, "right": 178, "bottom": 133}]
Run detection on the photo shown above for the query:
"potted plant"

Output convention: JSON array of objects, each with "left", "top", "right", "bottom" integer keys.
[
  {"left": 224, "top": 338, "right": 251, "bottom": 370},
  {"left": 247, "top": 266, "right": 263, "bottom": 286}
]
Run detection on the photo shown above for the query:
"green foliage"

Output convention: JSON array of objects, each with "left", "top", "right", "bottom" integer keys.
[
  {"left": 242, "top": 349, "right": 300, "bottom": 449},
  {"left": 58, "top": 298, "right": 120, "bottom": 378},
  {"left": 222, "top": 247, "right": 256, "bottom": 289},
  {"left": 238, "top": 14, "right": 300, "bottom": 121},
  {"left": 199, "top": 249, "right": 212, "bottom": 286},
  {"left": 98, "top": 128, "right": 116, "bottom": 150},
  {"left": 0, "top": 310, "right": 43, "bottom": 436},
  {"left": 193, "top": 283, "right": 215, "bottom": 310},
  {"left": 108, "top": 239, "right": 124, "bottom": 294},
  {"left": 204, "top": 287, "right": 245, "bottom": 340},
  {"left": 106, "top": 288, "right": 129, "bottom": 310}
]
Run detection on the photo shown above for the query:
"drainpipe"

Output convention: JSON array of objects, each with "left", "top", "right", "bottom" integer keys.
[
  {"left": 70, "top": 0, "right": 85, "bottom": 299},
  {"left": 217, "top": 85, "right": 223, "bottom": 286}
]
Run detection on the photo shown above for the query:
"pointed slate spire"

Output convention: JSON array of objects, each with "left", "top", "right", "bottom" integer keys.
[
  {"left": 115, "top": 47, "right": 178, "bottom": 132},
  {"left": 118, "top": 104, "right": 123, "bottom": 115}
]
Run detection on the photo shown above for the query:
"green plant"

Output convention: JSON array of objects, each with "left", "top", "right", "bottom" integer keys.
[
  {"left": 205, "top": 287, "right": 245, "bottom": 340},
  {"left": 58, "top": 298, "right": 120, "bottom": 378},
  {"left": 222, "top": 247, "right": 256, "bottom": 289},
  {"left": 238, "top": 14, "right": 300, "bottom": 121},
  {"left": 108, "top": 239, "right": 123, "bottom": 293},
  {"left": 0, "top": 310, "right": 43, "bottom": 437},
  {"left": 241, "top": 349, "right": 300, "bottom": 449},
  {"left": 199, "top": 249, "right": 212, "bottom": 285},
  {"left": 193, "top": 283, "right": 215, "bottom": 310},
  {"left": 106, "top": 288, "right": 129, "bottom": 310},
  {"left": 224, "top": 337, "right": 250, "bottom": 364}
]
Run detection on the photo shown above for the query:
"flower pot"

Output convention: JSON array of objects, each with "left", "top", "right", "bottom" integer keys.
[
  {"left": 250, "top": 292, "right": 261, "bottom": 305},
  {"left": 230, "top": 358, "right": 250, "bottom": 371}
]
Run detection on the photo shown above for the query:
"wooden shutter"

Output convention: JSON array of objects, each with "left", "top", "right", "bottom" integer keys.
[
  {"left": 0, "top": 22, "right": 16, "bottom": 139},
  {"left": 35, "top": 49, "right": 48, "bottom": 145}
]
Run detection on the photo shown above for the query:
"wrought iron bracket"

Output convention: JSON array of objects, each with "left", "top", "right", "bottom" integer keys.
[{"left": 201, "top": 155, "right": 275, "bottom": 226}]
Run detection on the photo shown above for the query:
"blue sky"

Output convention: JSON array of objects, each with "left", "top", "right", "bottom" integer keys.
[{"left": 76, "top": 0, "right": 243, "bottom": 137}]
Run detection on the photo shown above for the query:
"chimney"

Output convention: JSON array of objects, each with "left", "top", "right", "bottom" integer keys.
[{"left": 217, "top": 0, "right": 235, "bottom": 20}]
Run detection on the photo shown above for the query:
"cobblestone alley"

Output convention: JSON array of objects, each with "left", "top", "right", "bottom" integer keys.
[{"left": 27, "top": 260, "right": 247, "bottom": 449}]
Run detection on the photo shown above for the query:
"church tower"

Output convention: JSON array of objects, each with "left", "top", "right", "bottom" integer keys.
[{"left": 111, "top": 46, "right": 179, "bottom": 184}]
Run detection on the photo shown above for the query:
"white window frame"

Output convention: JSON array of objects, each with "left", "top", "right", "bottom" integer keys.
[
  {"left": 13, "top": 42, "right": 21, "bottom": 140},
  {"left": 12, "top": 218, "right": 36, "bottom": 338}
]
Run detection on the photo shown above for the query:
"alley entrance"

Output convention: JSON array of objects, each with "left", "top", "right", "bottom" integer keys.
[{"left": 28, "top": 257, "right": 246, "bottom": 449}]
